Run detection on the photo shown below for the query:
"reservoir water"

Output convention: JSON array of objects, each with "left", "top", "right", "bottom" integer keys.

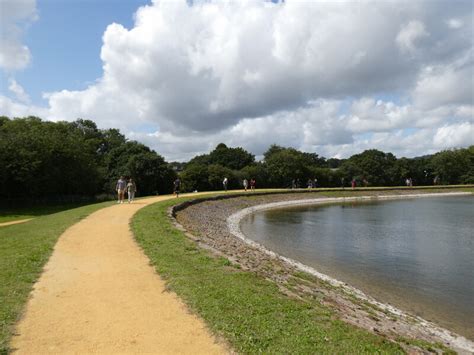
[{"left": 240, "top": 196, "right": 474, "bottom": 339}]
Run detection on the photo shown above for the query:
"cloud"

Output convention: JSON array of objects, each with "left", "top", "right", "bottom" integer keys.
[
  {"left": 446, "top": 18, "right": 463, "bottom": 29},
  {"left": 8, "top": 78, "right": 30, "bottom": 103},
  {"left": 396, "top": 20, "right": 429, "bottom": 54},
  {"left": 0, "top": 0, "right": 37, "bottom": 71},
  {"left": 1, "top": 0, "right": 473, "bottom": 161},
  {"left": 42, "top": 0, "right": 472, "bottom": 133},
  {"left": 412, "top": 50, "right": 473, "bottom": 110},
  {"left": 0, "top": 94, "right": 48, "bottom": 118},
  {"left": 433, "top": 122, "right": 474, "bottom": 148}
]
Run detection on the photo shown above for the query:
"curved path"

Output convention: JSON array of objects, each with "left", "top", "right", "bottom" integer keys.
[{"left": 10, "top": 194, "right": 227, "bottom": 354}]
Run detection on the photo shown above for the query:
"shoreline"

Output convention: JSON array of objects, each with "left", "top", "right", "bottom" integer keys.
[
  {"left": 227, "top": 192, "right": 474, "bottom": 353},
  {"left": 174, "top": 189, "right": 474, "bottom": 354}
]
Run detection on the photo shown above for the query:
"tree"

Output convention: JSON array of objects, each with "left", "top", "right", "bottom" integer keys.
[
  {"left": 264, "top": 148, "right": 312, "bottom": 187},
  {"left": 0, "top": 117, "right": 101, "bottom": 199},
  {"left": 103, "top": 141, "right": 175, "bottom": 194},
  {"left": 207, "top": 164, "right": 236, "bottom": 190},
  {"left": 0, "top": 116, "right": 176, "bottom": 201},
  {"left": 340, "top": 149, "right": 398, "bottom": 186},
  {"left": 180, "top": 164, "right": 209, "bottom": 192},
  {"left": 430, "top": 147, "right": 473, "bottom": 184},
  {"left": 208, "top": 143, "right": 255, "bottom": 170},
  {"left": 238, "top": 163, "right": 269, "bottom": 187}
]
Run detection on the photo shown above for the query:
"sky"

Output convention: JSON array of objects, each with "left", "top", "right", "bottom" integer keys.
[{"left": 1, "top": 0, "right": 473, "bottom": 162}]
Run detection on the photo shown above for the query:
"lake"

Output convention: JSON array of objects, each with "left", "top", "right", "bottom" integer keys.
[{"left": 240, "top": 195, "right": 474, "bottom": 339}]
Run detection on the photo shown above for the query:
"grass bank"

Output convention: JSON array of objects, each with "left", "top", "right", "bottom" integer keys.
[
  {"left": 0, "top": 203, "right": 98, "bottom": 224},
  {"left": 0, "top": 201, "right": 112, "bottom": 354},
  {"left": 132, "top": 195, "right": 407, "bottom": 353}
]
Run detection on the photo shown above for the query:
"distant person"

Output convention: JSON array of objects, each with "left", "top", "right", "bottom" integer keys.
[
  {"left": 116, "top": 176, "right": 127, "bottom": 204},
  {"left": 174, "top": 178, "right": 181, "bottom": 197},
  {"left": 307, "top": 179, "right": 313, "bottom": 189},
  {"left": 127, "top": 178, "right": 137, "bottom": 203},
  {"left": 341, "top": 177, "right": 345, "bottom": 189},
  {"left": 313, "top": 178, "right": 318, "bottom": 188},
  {"left": 362, "top": 177, "right": 368, "bottom": 187},
  {"left": 351, "top": 178, "right": 356, "bottom": 190},
  {"left": 296, "top": 178, "right": 300, "bottom": 188},
  {"left": 433, "top": 176, "right": 439, "bottom": 185},
  {"left": 250, "top": 178, "right": 256, "bottom": 191},
  {"left": 223, "top": 177, "right": 228, "bottom": 191},
  {"left": 243, "top": 178, "right": 248, "bottom": 191},
  {"left": 409, "top": 177, "right": 413, "bottom": 187}
]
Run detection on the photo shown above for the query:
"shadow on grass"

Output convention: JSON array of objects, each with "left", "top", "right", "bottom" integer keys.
[{"left": 0, "top": 202, "right": 105, "bottom": 223}]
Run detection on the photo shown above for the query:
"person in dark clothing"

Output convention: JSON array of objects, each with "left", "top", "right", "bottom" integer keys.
[{"left": 173, "top": 178, "right": 181, "bottom": 197}]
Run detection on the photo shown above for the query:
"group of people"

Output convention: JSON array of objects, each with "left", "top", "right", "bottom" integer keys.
[
  {"left": 115, "top": 176, "right": 137, "bottom": 204},
  {"left": 224, "top": 177, "right": 256, "bottom": 192},
  {"left": 241, "top": 178, "right": 256, "bottom": 191},
  {"left": 290, "top": 178, "right": 320, "bottom": 189}
]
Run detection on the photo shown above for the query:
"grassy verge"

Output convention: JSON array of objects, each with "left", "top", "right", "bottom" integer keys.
[
  {"left": 0, "top": 203, "right": 99, "bottom": 224},
  {"left": 133, "top": 197, "right": 406, "bottom": 354},
  {"left": 0, "top": 201, "right": 112, "bottom": 354}
]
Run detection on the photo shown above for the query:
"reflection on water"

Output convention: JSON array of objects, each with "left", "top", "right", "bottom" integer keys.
[{"left": 240, "top": 196, "right": 474, "bottom": 339}]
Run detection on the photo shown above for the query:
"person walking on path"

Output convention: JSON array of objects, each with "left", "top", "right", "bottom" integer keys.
[
  {"left": 243, "top": 179, "right": 248, "bottom": 191},
  {"left": 116, "top": 176, "right": 127, "bottom": 204},
  {"left": 223, "top": 177, "right": 228, "bottom": 191},
  {"left": 351, "top": 178, "right": 356, "bottom": 190},
  {"left": 362, "top": 177, "right": 368, "bottom": 187},
  {"left": 250, "top": 178, "right": 256, "bottom": 191},
  {"left": 174, "top": 178, "right": 181, "bottom": 197},
  {"left": 127, "top": 179, "right": 137, "bottom": 203}
]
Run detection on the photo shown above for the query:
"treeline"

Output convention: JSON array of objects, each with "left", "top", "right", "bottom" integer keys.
[
  {"left": 0, "top": 116, "right": 176, "bottom": 201},
  {"left": 178, "top": 143, "right": 474, "bottom": 191},
  {"left": 1, "top": 116, "right": 473, "bottom": 202}
]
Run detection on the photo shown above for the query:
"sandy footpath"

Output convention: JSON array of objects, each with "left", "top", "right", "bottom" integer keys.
[{"left": 10, "top": 194, "right": 227, "bottom": 354}]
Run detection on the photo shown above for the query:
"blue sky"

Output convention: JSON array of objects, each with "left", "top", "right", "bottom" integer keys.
[
  {"left": 1, "top": 0, "right": 148, "bottom": 104},
  {"left": 1, "top": 0, "right": 473, "bottom": 161}
]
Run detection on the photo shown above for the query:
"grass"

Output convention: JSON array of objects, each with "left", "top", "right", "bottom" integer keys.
[
  {"left": 0, "top": 201, "right": 112, "bottom": 354},
  {"left": 132, "top": 197, "right": 406, "bottom": 354},
  {"left": 0, "top": 203, "right": 97, "bottom": 224}
]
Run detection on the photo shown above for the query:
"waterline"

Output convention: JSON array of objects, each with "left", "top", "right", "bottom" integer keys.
[{"left": 227, "top": 192, "right": 474, "bottom": 353}]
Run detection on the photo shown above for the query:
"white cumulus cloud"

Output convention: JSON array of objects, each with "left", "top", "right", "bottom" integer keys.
[{"left": 0, "top": 0, "right": 37, "bottom": 71}]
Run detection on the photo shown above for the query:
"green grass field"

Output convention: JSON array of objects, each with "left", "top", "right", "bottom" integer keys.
[
  {"left": 0, "top": 201, "right": 112, "bottom": 354},
  {"left": 0, "top": 203, "right": 97, "bottom": 224}
]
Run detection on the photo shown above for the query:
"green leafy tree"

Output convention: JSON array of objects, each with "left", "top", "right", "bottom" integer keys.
[
  {"left": 208, "top": 143, "right": 255, "bottom": 170},
  {"left": 340, "top": 149, "right": 398, "bottom": 186},
  {"left": 186, "top": 154, "right": 211, "bottom": 167},
  {"left": 238, "top": 163, "right": 269, "bottom": 188},
  {"left": 180, "top": 164, "right": 209, "bottom": 192},
  {"left": 430, "top": 147, "right": 473, "bottom": 184},
  {"left": 0, "top": 117, "right": 101, "bottom": 199},
  {"left": 207, "top": 164, "right": 236, "bottom": 190},
  {"left": 264, "top": 148, "right": 312, "bottom": 187}
]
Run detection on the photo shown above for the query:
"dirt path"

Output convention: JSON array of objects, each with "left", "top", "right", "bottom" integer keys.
[{"left": 10, "top": 195, "right": 227, "bottom": 354}]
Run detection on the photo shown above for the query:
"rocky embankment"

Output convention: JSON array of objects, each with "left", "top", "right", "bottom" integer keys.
[{"left": 173, "top": 189, "right": 474, "bottom": 354}]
